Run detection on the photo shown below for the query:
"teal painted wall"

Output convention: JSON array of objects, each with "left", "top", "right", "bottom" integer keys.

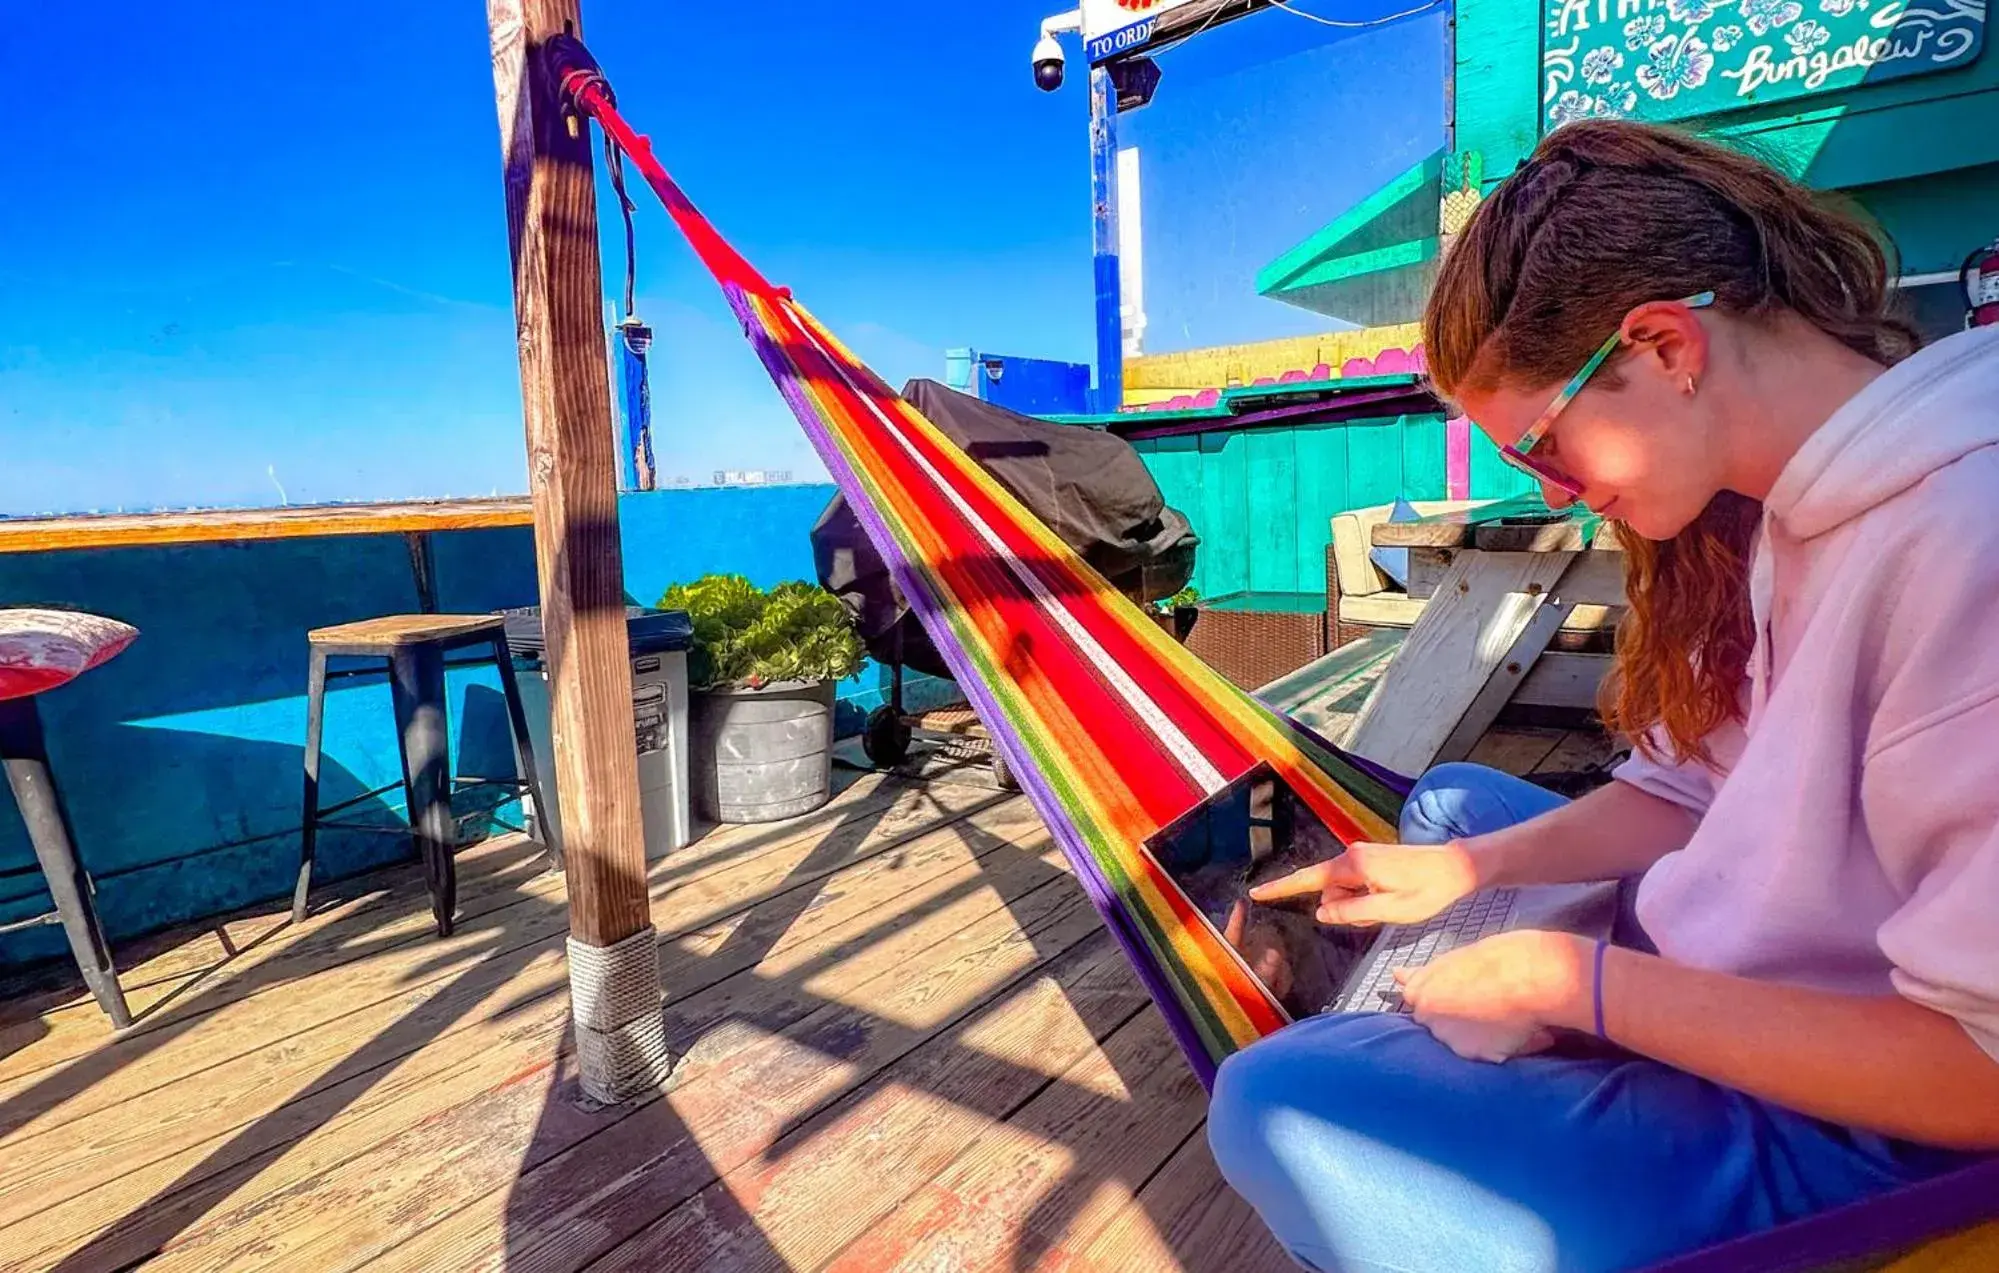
[
  {"left": 1456, "top": 0, "right": 1999, "bottom": 274},
  {"left": 0, "top": 485, "right": 954, "bottom": 969},
  {"left": 1135, "top": 415, "right": 1535, "bottom": 598},
  {"left": 1852, "top": 162, "right": 1999, "bottom": 277}
]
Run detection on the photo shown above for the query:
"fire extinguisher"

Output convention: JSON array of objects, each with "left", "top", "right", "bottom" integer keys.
[{"left": 1963, "top": 236, "right": 1999, "bottom": 328}]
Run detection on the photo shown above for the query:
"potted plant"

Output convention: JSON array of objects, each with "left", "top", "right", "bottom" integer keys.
[
  {"left": 660, "top": 574, "right": 866, "bottom": 824},
  {"left": 1150, "top": 585, "right": 1201, "bottom": 642}
]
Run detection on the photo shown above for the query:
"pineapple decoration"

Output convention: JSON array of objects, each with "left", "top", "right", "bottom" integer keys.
[{"left": 1439, "top": 151, "right": 1485, "bottom": 257}]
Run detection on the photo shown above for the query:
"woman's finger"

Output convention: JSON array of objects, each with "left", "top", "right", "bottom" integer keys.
[
  {"left": 1316, "top": 891, "right": 1401, "bottom": 927},
  {"left": 1249, "top": 855, "right": 1362, "bottom": 902},
  {"left": 1245, "top": 861, "right": 1327, "bottom": 901},
  {"left": 1223, "top": 897, "right": 1247, "bottom": 946}
]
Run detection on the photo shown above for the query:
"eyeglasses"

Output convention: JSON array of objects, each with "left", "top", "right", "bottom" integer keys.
[{"left": 1499, "top": 291, "right": 1717, "bottom": 500}]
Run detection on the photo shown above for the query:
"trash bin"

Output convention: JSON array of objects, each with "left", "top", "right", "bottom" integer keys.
[{"left": 501, "top": 605, "right": 693, "bottom": 864}]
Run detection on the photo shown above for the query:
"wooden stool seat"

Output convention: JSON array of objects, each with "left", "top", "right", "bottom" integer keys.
[
  {"left": 295, "top": 613, "right": 548, "bottom": 938},
  {"left": 308, "top": 614, "right": 505, "bottom": 654}
]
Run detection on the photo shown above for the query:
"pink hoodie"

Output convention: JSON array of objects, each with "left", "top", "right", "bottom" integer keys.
[{"left": 1615, "top": 324, "right": 1999, "bottom": 1060}]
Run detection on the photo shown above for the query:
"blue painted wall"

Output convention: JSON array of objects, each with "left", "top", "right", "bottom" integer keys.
[
  {"left": 0, "top": 485, "right": 956, "bottom": 968},
  {"left": 980, "top": 355, "right": 1093, "bottom": 417},
  {"left": 1118, "top": 10, "right": 1448, "bottom": 351},
  {"left": 942, "top": 349, "right": 1092, "bottom": 416}
]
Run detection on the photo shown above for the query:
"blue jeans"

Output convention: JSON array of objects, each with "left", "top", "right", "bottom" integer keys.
[{"left": 1208, "top": 762, "right": 1971, "bottom": 1273}]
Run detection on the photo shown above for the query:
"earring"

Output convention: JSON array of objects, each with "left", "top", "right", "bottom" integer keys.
[{"left": 1685, "top": 374, "right": 1698, "bottom": 396}]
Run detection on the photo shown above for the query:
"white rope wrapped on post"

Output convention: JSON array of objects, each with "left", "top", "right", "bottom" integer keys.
[{"left": 567, "top": 926, "right": 673, "bottom": 1103}]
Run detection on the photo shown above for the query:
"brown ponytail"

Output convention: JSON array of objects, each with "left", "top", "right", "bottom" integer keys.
[{"left": 1423, "top": 120, "right": 1919, "bottom": 764}]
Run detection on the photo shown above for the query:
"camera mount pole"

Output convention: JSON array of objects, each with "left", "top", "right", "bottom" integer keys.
[{"left": 1090, "top": 64, "right": 1124, "bottom": 415}]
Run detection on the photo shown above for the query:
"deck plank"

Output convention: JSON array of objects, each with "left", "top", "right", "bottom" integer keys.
[
  {"left": 376, "top": 914, "right": 1138, "bottom": 1273},
  {"left": 0, "top": 777, "right": 992, "bottom": 1139},
  {"left": 0, "top": 761, "right": 1353, "bottom": 1273},
  {"left": 0, "top": 796, "right": 1044, "bottom": 1268},
  {"left": 811, "top": 1008, "right": 1207, "bottom": 1272},
  {"left": 0, "top": 798, "right": 1044, "bottom": 1248},
  {"left": 584, "top": 937, "right": 1150, "bottom": 1273},
  {"left": 134, "top": 848, "right": 1088, "bottom": 1272},
  {"left": 1071, "top": 1122, "right": 1293, "bottom": 1273},
  {"left": 1466, "top": 725, "right": 1567, "bottom": 777},
  {"left": 0, "top": 828, "right": 553, "bottom": 1073},
  {"left": 0, "top": 771, "right": 903, "bottom": 1071},
  {"left": 1533, "top": 729, "right": 1621, "bottom": 776}
]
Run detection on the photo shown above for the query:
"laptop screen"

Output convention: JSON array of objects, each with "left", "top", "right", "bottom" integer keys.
[{"left": 1141, "top": 765, "right": 1375, "bottom": 1022}]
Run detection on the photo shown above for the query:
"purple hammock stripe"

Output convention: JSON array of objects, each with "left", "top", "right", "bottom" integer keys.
[{"left": 1641, "top": 1157, "right": 1999, "bottom": 1273}]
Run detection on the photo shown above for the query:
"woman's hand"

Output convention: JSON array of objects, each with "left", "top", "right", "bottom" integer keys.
[
  {"left": 1247, "top": 840, "right": 1481, "bottom": 927},
  {"left": 1395, "top": 929, "right": 1593, "bottom": 1063}
]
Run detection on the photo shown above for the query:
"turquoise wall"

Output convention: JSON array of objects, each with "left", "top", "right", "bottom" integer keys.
[
  {"left": 0, "top": 485, "right": 952, "bottom": 968},
  {"left": 1456, "top": 0, "right": 1999, "bottom": 279},
  {"left": 1460, "top": 0, "right": 1999, "bottom": 184},
  {"left": 1135, "top": 415, "right": 1536, "bottom": 598}
]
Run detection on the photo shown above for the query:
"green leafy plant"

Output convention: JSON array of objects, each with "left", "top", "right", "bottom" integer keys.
[
  {"left": 659, "top": 574, "right": 866, "bottom": 689},
  {"left": 1152, "top": 585, "right": 1200, "bottom": 614}
]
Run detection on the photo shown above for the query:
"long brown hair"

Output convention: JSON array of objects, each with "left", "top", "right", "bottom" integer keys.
[{"left": 1423, "top": 121, "right": 1918, "bottom": 763}]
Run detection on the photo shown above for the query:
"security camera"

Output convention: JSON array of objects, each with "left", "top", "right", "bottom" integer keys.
[
  {"left": 1032, "top": 10, "right": 1080, "bottom": 92},
  {"left": 1032, "top": 34, "right": 1066, "bottom": 92}
]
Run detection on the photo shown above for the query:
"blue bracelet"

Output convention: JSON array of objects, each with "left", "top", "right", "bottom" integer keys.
[{"left": 1592, "top": 939, "right": 1610, "bottom": 1038}]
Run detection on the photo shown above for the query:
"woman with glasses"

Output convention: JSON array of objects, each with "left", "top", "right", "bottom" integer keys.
[{"left": 1207, "top": 119, "right": 1999, "bottom": 1272}]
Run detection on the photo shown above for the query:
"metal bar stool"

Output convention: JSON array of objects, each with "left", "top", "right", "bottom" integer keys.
[
  {"left": 0, "top": 608, "right": 138, "bottom": 1028},
  {"left": 295, "top": 615, "right": 549, "bottom": 938}
]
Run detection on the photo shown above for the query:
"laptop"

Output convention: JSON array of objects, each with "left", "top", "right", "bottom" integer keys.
[{"left": 1142, "top": 763, "right": 1616, "bottom": 1023}]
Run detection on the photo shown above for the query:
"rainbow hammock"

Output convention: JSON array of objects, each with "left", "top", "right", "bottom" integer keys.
[
  {"left": 549, "top": 39, "right": 1999, "bottom": 1272},
  {"left": 553, "top": 45, "right": 1406, "bottom": 1088}
]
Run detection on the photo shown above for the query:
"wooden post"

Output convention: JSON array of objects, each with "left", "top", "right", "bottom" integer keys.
[{"left": 488, "top": 0, "right": 670, "bottom": 1102}]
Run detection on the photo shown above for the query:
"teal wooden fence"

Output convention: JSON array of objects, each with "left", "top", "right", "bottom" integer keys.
[{"left": 1134, "top": 414, "right": 1538, "bottom": 599}]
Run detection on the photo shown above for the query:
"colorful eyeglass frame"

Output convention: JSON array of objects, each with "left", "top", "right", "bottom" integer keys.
[{"left": 1500, "top": 291, "right": 1717, "bottom": 499}]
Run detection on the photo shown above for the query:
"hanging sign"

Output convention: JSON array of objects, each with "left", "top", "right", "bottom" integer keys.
[
  {"left": 1082, "top": 0, "right": 1208, "bottom": 62},
  {"left": 1541, "top": 0, "right": 1987, "bottom": 131}
]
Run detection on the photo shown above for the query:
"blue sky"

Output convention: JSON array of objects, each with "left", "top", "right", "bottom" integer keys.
[{"left": 0, "top": 3, "right": 1442, "bottom": 515}]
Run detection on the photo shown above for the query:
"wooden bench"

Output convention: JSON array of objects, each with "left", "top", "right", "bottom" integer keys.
[
  {"left": 1277, "top": 500, "right": 1630, "bottom": 779},
  {"left": 1327, "top": 496, "right": 1623, "bottom": 654}
]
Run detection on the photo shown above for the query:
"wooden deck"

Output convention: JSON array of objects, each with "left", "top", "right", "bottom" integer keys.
[
  {"left": 0, "top": 723, "right": 1611, "bottom": 1273},
  {"left": 0, "top": 752, "right": 1292, "bottom": 1273}
]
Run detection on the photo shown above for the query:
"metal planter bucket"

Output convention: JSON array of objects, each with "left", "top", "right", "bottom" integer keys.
[{"left": 689, "top": 679, "right": 837, "bottom": 823}]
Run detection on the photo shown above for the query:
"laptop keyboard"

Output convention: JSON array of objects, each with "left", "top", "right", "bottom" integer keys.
[{"left": 1343, "top": 888, "right": 1519, "bottom": 1013}]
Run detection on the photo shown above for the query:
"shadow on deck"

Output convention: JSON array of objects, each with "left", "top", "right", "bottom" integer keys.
[{"left": 0, "top": 744, "right": 1294, "bottom": 1272}]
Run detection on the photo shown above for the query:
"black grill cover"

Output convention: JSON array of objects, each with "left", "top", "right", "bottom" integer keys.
[{"left": 812, "top": 379, "right": 1197, "bottom": 678}]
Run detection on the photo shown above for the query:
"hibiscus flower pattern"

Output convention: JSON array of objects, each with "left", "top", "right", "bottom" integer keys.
[
  {"left": 1548, "top": 90, "right": 1598, "bottom": 126},
  {"left": 1580, "top": 47, "right": 1625, "bottom": 84},
  {"left": 1546, "top": 0, "right": 1942, "bottom": 133},
  {"left": 1636, "top": 32, "right": 1714, "bottom": 100},
  {"left": 1624, "top": 14, "right": 1667, "bottom": 48},
  {"left": 1740, "top": 0, "right": 1804, "bottom": 35},
  {"left": 1785, "top": 19, "right": 1831, "bottom": 52}
]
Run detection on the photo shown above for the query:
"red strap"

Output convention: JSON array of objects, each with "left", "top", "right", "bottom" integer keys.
[{"left": 567, "top": 81, "right": 776, "bottom": 298}]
